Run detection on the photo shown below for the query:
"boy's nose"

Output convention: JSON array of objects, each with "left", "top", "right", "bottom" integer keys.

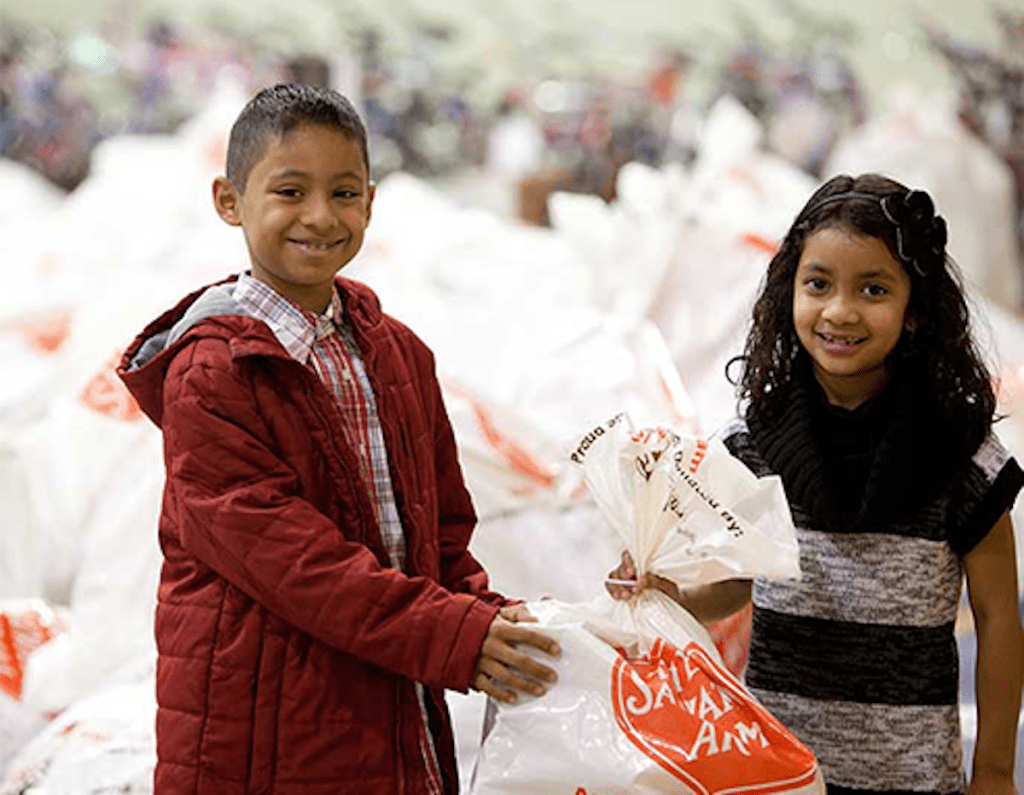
[{"left": 301, "top": 197, "right": 339, "bottom": 231}]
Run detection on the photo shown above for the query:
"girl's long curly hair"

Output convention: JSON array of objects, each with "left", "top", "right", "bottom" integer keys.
[{"left": 733, "top": 173, "right": 995, "bottom": 455}]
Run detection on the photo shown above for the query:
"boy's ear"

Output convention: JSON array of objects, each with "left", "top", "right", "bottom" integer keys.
[
  {"left": 365, "top": 181, "right": 376, "bottom": 225},
  {"left": 212, "top": 176, "right": 242, "bottom": 226}
]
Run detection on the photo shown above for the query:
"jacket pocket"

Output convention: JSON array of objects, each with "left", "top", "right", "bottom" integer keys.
[{"left": 246, "top": 629, "right": 286, "bottom": 794}]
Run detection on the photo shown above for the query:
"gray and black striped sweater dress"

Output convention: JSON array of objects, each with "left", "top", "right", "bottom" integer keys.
[{"left": 721, "top": 373, "right": 1023, "bottom": 795}]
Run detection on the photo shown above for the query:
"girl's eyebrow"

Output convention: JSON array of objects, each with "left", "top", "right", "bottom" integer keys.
[{"left": 801, "top": 262, "right": 899, "bottom": 280}]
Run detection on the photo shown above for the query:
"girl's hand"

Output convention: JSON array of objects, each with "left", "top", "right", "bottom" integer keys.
[
  {"left": 605, "top": 550, "right": 679, "bottom": 602},
  {"left": 606, "top": 549, "right": 642, "bottom": 600},
  {"left": 473, "top": 613, "right": 560, "bottom": 705},
  {"left": 606, "top": 551, "right": 752, "bottom": 626}
]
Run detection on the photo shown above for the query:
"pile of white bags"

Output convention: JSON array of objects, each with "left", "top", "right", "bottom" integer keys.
[
  {"left": 1, "top": 658, "right": 156, "bottom": 795},
  {"left": 2, "top": 81, "right": 1024, "bottom": 790}
]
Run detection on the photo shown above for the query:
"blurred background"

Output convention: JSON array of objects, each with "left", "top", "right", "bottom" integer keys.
[
  {"left": 0, "top": 0, "right": 1023, "bottom": 791},
  {"left": 2, "top": 0, "right": 1021, "bottom": 207}
]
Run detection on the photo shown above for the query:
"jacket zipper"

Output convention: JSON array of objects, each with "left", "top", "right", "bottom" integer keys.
[{"left": 297, "top": 367, "right": 375, "bottom": 546}]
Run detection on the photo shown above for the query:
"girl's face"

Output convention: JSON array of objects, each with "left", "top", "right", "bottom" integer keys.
[{"left": 793, "top": 226, "right": 912, "bottom": 409}]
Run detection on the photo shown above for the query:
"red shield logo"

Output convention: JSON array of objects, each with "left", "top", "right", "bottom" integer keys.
[{"left": 612, "top": 639, "right": 818, "bottom": 794}]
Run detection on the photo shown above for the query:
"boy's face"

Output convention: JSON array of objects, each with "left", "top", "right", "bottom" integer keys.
[{"left": 213, "top": 124, "right": 374, "bottom": 314}]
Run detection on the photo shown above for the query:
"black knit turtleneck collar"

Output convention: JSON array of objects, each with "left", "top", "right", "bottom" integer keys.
[{"left": 746, "top": 356, "right": 957, "bottom": 525}]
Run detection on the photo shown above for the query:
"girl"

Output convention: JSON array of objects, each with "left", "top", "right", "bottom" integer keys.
[{"left": 610, "top": 173, "right": 1023, "bottom": 794}]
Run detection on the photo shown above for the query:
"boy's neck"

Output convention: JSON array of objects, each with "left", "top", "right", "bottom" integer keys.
[{"left": 249, "top": 270, "right": 335, "bottom": 315}]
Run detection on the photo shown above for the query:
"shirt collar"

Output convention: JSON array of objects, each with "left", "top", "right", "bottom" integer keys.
[{"left": 233, "top": 272, "right": 344, "bottom": 364}]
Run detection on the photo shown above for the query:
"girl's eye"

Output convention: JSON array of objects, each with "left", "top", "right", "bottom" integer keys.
[
  {"left": 864, "top": 283, "right": 889, "bottom": 297},
  {"left": 804, "top": 277, "right": 829, "bottom": 292}
]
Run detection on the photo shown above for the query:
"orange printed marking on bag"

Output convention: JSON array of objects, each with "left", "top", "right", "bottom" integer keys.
[
  {"left": 80, "top": 351, "right": 144, "bottom": 423},
  {"left": 1, "top": 311, "right": 72, "bottom": 354},
  {"left": 0, "top": 605, "right": 66, "bottom": 699},
  {"left": 688, "top": 439, "right": 709, "bottom": 474},
  {"left": 612, "top": 638, "right": 818, "bottom": 794}
]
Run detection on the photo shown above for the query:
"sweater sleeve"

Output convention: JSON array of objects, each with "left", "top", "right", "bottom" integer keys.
[
  {"left": 161, "top": 344, "right": 498, "bottom": 692},
  {"left": 948, "top": 432, "right": 1024, "bottom": 557}
]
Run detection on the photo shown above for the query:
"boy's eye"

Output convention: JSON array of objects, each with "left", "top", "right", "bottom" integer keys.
[
  {"left": 275, "top": 188, "right": 301, "bottom": 198},
  {"left": 335, "top": 189, "right": 359, "bottom": 199}
]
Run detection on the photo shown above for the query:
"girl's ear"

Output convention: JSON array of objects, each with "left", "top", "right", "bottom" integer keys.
[
  {"left": 213, "top": 176, "right": 242, "bottom": 226},
  {"left": 904, "top": 316, "right": 918, "bottom": 334}
]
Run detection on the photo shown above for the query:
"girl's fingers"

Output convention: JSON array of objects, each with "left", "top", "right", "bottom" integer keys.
[
  {"left": 607, "top": 550, "right": 640, "bottom": 600},
  {"left": 606, "top": 580, "right": 640, "bottom": 600}
]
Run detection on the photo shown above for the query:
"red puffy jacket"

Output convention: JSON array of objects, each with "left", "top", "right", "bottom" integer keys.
[{"left": 118, "top": 276, "right": 504, "bottom": 795}]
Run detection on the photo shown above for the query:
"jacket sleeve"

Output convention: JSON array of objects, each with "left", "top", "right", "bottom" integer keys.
[{"left": 161, "top": 343, "right": 498, "bottom": 692}]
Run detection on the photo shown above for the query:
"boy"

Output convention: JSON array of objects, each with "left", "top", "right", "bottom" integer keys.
[{"left": 118, "top": 84, "right": 559, "bottom": 795}]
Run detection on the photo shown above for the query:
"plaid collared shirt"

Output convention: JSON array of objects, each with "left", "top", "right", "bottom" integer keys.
[{"left": 232, "top": 273, "right": 445, "bottom": 794}]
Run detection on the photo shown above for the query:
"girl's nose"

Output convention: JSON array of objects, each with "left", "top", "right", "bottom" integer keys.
[{"left": 822, "top": 294, "right": 859, "bottom": 323}]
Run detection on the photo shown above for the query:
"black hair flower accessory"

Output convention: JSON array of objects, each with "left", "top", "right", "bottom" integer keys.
[{"left": 880, "top": 189, "right": 947, "bottom": 277}]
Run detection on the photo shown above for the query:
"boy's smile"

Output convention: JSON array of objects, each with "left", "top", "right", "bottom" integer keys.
[
  {"left": 213, "top": 124, "right": 374, "bottom": 314},
  {"left": 793, "top": 226, "right": 912, "bottom": 409}
]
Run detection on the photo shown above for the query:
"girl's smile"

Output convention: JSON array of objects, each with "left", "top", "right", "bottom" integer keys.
[
  {"left": 793, "top": 226, "right": 912, "bottom": 409},
  {"left": 815, "top": 331, "right": 867, "bottom": 352}
]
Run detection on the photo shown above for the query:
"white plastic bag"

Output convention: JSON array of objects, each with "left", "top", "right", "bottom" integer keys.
[
  {"left": 1, "top": 657, "right": 156, "bottom": 795},
  {"left": 571, "top": 415, "right": 800, "bottom": 589},
  {"left": 470, "top": 414, "right": 823, "bottom": 794}
]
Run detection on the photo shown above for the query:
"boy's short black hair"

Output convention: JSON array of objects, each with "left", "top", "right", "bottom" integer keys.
[{"left": 226, "top": 83, "right": 369, "bottom": 192}]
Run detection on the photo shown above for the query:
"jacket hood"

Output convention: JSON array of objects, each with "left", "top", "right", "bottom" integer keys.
[{"left": 117, "top": 275, "right": 384, "bottom": 428}]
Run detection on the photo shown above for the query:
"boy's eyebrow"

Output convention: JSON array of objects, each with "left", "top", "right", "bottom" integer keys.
[{"left": 267, "top": 168, "right": 364, "bottom": 181}]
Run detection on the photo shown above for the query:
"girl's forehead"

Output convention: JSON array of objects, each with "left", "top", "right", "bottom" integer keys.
[{"left": 798, "top": 226, "right": 905, "bottom": 278}]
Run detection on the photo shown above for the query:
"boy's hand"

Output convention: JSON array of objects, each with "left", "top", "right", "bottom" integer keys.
[
  {"left": 474, "top": 609, "right": 560, "bottom": 704},
  {"left": 498, "top": 604, "right": 536, "bottom": 623}
]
